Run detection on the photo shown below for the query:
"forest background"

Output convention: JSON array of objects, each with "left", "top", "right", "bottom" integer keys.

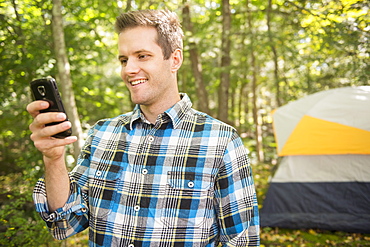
[{"left": 1, "top": 0, "right": 369, "bottom": 246}]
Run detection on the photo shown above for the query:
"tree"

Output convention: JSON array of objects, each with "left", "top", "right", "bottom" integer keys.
[
  {"left": 246, "top": 0, "right": 264, "bottom": 162},
  {"left": 266, "top": 0, "right": 281, "bottom": 107},
  {"left": 217, "top": 0, "right": 231, "bottom": 123},
  {"left": 51, "top": 0, "right": 83, "bottom": 159},
  {"left": 182, "top": 1, "right": 211, "bottom": 115}
]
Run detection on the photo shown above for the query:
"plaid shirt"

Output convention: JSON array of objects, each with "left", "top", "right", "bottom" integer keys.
[{"left": 33, "top": 94, "right": 260, "bottom": 246}]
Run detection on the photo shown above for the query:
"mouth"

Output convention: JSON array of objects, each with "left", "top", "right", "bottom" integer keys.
[{"left": 129, "top": 79, "right": 148, "bottom": 86}]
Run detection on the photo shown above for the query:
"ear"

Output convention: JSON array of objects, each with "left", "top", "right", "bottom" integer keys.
[{"left": 171, "top": 49, "right": 183, "bottom": 73}]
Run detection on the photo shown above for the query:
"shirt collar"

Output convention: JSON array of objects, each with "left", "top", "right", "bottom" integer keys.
[
  {"left": 129, "top": 105, "right": 144, "bottom": 130},
  {"left": 129, "top": 93, "right": 193, "bottom": 130},
  {"left": 165, "top": 93, "right": 193, "bottom": 129}
]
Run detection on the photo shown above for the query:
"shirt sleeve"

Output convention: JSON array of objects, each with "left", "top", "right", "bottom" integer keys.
[
  {"left": 33, "top": 176, "right": 89, "bottom": 240},
  {"left": 32, "top": 127, "right": 96, "bottom": 240},
  {"left": 215, "top": 131, "right": 260, "bottom": 246}
]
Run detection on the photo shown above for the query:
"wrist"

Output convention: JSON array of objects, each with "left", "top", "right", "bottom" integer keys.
[{"left": 43, "top": 155, "right": 66, "bottom": 169}]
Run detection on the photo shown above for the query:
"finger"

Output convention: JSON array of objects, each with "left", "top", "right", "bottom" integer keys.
[
  {"left": 33, "top": 136, "right": 77, "bottom": 158},
  {"left": 30, "top": 117, "right": 71, "bottom": 141},
  {"left": 40, "top": 120, "right": 72, "bottom": 138},
  {"left": 26, "top": 101, "right": 49, "bottom": 118},
  {"left": 34, "top": 112, "right": 67, "bottom": 127}
]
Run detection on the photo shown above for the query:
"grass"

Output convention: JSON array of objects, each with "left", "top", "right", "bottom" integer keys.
[{"left": 260, "top": 227, "right": 370, "bottom": 246}]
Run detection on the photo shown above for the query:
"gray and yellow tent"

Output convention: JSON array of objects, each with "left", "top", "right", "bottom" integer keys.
[{"left": 261, "top": 86, "right": 370, "bottom": 233}]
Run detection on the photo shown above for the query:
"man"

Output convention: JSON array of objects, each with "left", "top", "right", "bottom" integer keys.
[{"left": 27, "top": 9, "right": 260, "bottom": 246}]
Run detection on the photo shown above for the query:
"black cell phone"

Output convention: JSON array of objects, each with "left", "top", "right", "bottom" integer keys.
[{"left": 30, "top": 78, "right": 72, "bottom": 138}]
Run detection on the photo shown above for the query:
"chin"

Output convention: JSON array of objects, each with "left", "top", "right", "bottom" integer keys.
[{"left": 130, "top": 96, "right": 145, "bottom": 105}]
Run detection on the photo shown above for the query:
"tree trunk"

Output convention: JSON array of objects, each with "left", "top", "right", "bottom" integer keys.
[
  {"left": 125, "top": 0, "right": 132, "bottom": 12},
  {"left": 230, "top": 82, "right": 236, "bottom": 126},
  {"left": 239, "top": 83, "right": 249, "bottom": 133},
  {"left": 52, "top": 0, "right": 83, "bottom": 161},
  {"left": 217, "top": 0, "right": 231, "bottom": 123},
  {"left": 182, "top": 2, "right": 210, "bottom": 115},
  {"left": 267, "top": 0, "right": 281, "bottom": 107},
  {"left": 246, "top": 0, "right": 264, "bottom": 162}
]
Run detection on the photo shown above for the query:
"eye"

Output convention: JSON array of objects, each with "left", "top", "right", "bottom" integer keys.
[
  {"left": 119, "top": 58, "right": 128, "bottom": 66},
  {"left": 138, "top": 54, "right": 149, "bottom": 60}
]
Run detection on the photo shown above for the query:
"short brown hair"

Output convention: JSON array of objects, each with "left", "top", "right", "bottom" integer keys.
[{"left": 115, "top": 9, "right": 184, "bottom": 60}]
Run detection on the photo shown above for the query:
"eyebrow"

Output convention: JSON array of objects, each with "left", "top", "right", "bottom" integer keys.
[{"left": 118, "top": 49, "right": 152, "bottom": 60}]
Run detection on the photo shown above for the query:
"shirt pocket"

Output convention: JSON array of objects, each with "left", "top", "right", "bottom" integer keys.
[
  {"left": 88, "top": 163, "right": 122, "bottom": 219},
  {"left": 160, "top": 171, "right": 215, "bottom": 228}
]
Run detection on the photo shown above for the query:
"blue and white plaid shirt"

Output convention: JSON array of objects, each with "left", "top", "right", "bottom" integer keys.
[{"left": 33, "top": 94, "right": 260, "bottom": 246}]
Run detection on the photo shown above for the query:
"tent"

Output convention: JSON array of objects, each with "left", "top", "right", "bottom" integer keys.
[{"left": 260, "top": 86, "right": 370, "bottom": 233}]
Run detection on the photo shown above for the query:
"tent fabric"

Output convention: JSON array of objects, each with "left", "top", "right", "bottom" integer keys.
[
  {"left": 272, "top": 155, "right": 370, "bottom": 183},
  {"left": 279, "top": 115, "right": 370, "bottom": 156},
  {"left": 261, "top": 86, "right": 370, "bottom": 233},
  {"left": 261, "top": 181, "right": 370, "bottom": 233},
  {"left": 273, "top": 86, "right": 370, "bottom": 156}
]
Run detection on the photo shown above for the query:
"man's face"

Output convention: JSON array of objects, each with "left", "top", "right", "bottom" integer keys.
[{"left": 118, "top": 26, "right": 181, "bottom": 108}]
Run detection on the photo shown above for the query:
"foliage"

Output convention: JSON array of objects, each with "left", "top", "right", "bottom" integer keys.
[
  {"left": 0, "top": 171, "right": 55, "bottom": 246},
  {"left": 0, "top": 0, "right": 369, "bottom": 245}
]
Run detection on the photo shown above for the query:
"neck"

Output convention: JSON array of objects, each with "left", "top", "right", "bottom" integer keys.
[{"left": 140, "top": 94, "right": 181, "bottom": 124}]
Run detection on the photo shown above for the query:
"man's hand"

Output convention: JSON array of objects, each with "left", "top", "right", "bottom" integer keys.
[
  {"left": 26, "top": 100, "right": 77, "bottom": 161},
  {"left": 27, "top": 100, "right": 77, "bottom": 211}
]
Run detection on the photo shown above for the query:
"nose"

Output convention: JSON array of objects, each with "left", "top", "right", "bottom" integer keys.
[{"left": 124, "top": 59, "right": 140, "bottom": 76}]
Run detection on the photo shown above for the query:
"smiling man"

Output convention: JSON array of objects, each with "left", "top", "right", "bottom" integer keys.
[
  {"left": 118, "top": 25, "right": 182, "bottom": 123},
  {"left": 28, "top": 9, "right": 260, "bottom": 247}
]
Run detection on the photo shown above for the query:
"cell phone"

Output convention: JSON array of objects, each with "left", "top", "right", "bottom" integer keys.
[{"left": 30, "top": 78, "right": 72, "bottom": 138}]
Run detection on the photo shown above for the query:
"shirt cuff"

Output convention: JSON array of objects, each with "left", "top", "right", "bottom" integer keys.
[{"left": 33, "top": 176, "right": 88, "bottom": 223}]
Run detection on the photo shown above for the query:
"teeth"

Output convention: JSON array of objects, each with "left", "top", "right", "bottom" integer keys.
[{"left": 131, "top": 79, "right": 147, "bottom": 86}]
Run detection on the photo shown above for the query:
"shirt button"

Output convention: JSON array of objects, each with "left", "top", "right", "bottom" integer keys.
[
  {"left": 134, "top": 205, "right": 140, "bottom": 212},
  {"left": 96, "top": 171, "right": 102, "bottom": 177},
  {"left": 128, "top": 244, "right": 134, "bottom": 247},
  {"left": 188, "top": 181, "right": 195, "bottom": 188},
  {"left": 148, "top": 135, "right": 154, "bottom": 142},
  {"left": 142, "top": 169, "right": 148, "bottom": 175}
]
